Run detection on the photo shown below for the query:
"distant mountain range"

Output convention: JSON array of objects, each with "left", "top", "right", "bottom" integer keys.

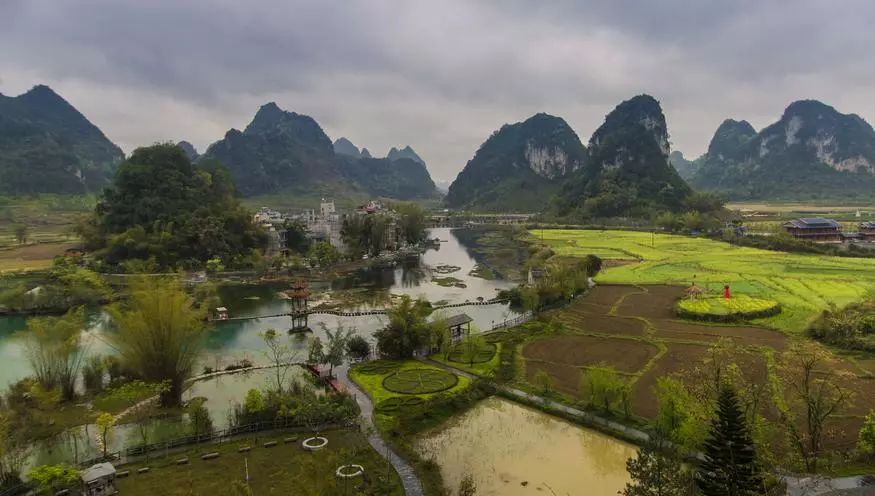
[
  {"left": 199, "top": 103, "right": 439, "bottom": 200},
  {"left": 675, "top": 100, "right": 875, "bottom": 200},
  {"left": 7, "top": 84, "right": 875, "bottom": 205},
  {"left": 448, "top": 95, "right": 691, "bottom": 215},
  {"left": 0, "top": 85, "right": 124, "bottom": 194},
  {"left": 0, "top": 85, "right": 438, "bottom": 201}
]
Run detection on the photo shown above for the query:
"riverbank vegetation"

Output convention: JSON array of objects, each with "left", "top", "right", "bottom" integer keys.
[
  {"left": 77, "top": 144, "right": 267, "bottom": 271},
  {"left": 0, "top": 257, "right": 110, "bottom": 314}
]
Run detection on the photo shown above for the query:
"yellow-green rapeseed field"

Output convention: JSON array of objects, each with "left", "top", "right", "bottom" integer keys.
[{"left": 534, "top": 229, "right": 875, "bottom": 332}]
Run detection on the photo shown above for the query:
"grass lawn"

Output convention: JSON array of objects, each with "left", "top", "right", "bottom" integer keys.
[
  {"left": 534, "top": 229, "right": 875, "bottom": 332},
  {"left": 114, "top": 429, "right": 403, "bottom": 496},
  {"left": 349, "top": 360, "right": 470, "bottom": 406},
  {"left": 431, "top": 342, "right": 502, "bottom": 377}
]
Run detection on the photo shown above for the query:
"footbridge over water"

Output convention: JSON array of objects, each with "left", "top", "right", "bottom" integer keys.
[{"left": 214, "top": 298, "right": 512, "bottom": 322}]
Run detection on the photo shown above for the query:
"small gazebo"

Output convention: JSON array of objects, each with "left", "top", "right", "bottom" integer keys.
[
  {"left": 685, "top": 284, "right": 706, "bottom": 300},
  {"left": 81, "top": 462, "right": 117, "bottom": 496},
  {"left": 444, "top": 314, "right": 473, "bottom": 344}
]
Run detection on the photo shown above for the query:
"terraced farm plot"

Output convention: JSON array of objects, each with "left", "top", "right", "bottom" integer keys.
[
  {"left": 528, "top": 286, "right": 786, "bottom": 417},
  {"left": 535, "top": 229, "right": 875, "bottom": 332},
  {"left": 523, "top": 335, "right": 658, "bottom": 373}
]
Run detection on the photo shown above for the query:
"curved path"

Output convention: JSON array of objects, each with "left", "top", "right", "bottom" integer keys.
[{"left": 336, "top": 365, "right": 424, "bottom": 496}]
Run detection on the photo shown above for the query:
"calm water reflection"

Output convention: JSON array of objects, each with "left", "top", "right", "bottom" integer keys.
[
  {"left": 0, "top": 228, "right": 520, "bottom": 388},
  {"left": 417, "top": 397, "right": 635, "bottom": 496}
]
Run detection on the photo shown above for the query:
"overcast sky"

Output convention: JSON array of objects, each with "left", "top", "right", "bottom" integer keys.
[{"left": 3, "top": 0, "right": 874, "bottom": 182}]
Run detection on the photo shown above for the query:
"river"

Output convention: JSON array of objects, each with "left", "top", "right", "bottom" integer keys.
[{"left": 0, "top": 228, "right": 519, "bottom": 388}]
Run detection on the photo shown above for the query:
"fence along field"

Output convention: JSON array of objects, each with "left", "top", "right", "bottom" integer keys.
[{"left": 533, "top": 229, "right": 875, "bottom": 332}]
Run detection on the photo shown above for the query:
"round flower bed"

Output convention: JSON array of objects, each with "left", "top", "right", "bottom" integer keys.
[
  {"left": 447, "top": 342, "right": 497, "bottom": 364},
  {"left": 375, "top": 396, "right": 425, "bottom": 414},
  {"left": 336, "top": 464, "right": 365, "bottom": 478},
  {"left": 676, "top": 295, "right": 781, "bottom": 322},
  {"left": 302, "top": 436, "right": 328, "bottom": 451},
  {"left": 382, "top": 368, "right": 459, "bottom": 394}
]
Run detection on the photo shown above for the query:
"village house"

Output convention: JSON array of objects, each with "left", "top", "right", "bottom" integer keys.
[
  {"left": 782, "top": 217, "right": 843, "bottom": 242},
  {"left": 861, "top": 221, "right": 875, "bottom": 241}
]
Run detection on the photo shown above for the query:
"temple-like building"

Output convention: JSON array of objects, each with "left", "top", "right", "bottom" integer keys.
[
  {"left": 782, "top": 217, "right": 842, "bottom": 242},
  {"left": 860, "top": 221, "right": 875, "bottom": 240}
]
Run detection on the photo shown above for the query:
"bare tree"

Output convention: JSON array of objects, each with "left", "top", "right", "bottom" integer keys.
[
  {"left": 260, "top": 329, "right": 300, "bottom": 394},
  {"left": 778, "top": 342, "right": 854, "bottom": 472}
]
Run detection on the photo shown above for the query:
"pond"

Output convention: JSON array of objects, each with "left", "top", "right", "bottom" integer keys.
[
  {"left": 416, "top": 397, "right": 636, "bottom": 496},
  {"left": 25, "top": 367, "right": 312, "bottom": 470}
]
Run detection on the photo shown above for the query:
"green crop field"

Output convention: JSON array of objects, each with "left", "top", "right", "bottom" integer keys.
[
  {"left": 677, "top": 295, "right": 777, "bottom": 315},
  {"left": 534, "top": 229, "right": 875, "bottom": 332}
]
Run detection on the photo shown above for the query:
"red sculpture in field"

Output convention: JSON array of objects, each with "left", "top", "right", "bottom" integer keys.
[{"left": 723, "top": 284, "right": 731, "bottom": 299}]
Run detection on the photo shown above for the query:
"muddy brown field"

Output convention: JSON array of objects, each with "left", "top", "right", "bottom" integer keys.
[{"left": 520, "top": 284, "right": 871, "bottom": 448}]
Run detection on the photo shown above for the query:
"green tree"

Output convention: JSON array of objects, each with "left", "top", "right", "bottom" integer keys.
[
  {"left": 622, "top": 436, "right": 695, "bottom": 496},
  {"left": 20, "top": 307, "right": 88, "bottom": 401},
  {"left": 187, "top": 398, "right": 214, "bottom": 439},
  {"left": 109, "top": 277, "right": 208, "bottom": 406},
  {"left": 81, "top": 355, "right": 105, "bottom": 393},
  {"left": 345, "top": 335, "right": 371, "bottom": 361},
  {"left": 283, "top": 219, "right": 311, "bottom": 254},
  {"left": 581, "top": 364, "right": 629, "bottom": 416},
  {"left": 95, "top": 412, "right": 115, "bottom": 459},
  {"left": 244, "top": 389, "right": 265, "bottom": 414},
  {"left": 653, "top": 376, "right": 707, "bottom": 449},
  {"left": 695, "top": 386, "right": 762, "bottom": 496},
  {"left": 460, "top": 334, "right": 486, "bottom": 367},
  {"left": 374, "top": 296, "right": 433, "bottom": 359},
  {"left": 81, "top": 144, "right": 266, "bottom": 269},
  {"left": 12, "top": 224, "right": 27, "bottom": 245},
  {"left": 858, "top": 410, "right": 875, "bottom": 456},
  {"left": 307, "top": 337, "right": 325, "bottom": 366},
  {"left": 27, "top": 464, "right": 80, "bottom": 494},
  {"left": 308, "top": 241, "right": 341, "bottom": 267},
  {"left": 395, "top": 202, "right": 427, "bottom": 245},
  {"left": 324, "top": 324, "right": 354, "bottom": 378},
  {"left": 533, "top": 369, "right": 555, "bottom": 395}
]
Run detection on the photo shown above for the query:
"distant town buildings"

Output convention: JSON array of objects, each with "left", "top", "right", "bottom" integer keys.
[{"left": 304, "top": 200, "right": 345, "bottom": 252}]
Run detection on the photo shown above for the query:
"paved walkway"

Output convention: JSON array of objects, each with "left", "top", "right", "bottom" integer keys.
[{"left": 336, "top": 365, "right": 424, "bottom": 496}]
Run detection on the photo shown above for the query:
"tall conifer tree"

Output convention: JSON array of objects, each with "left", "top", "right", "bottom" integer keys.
[{"left": 695, "top": 386, "right": 762, "bottom": 496}]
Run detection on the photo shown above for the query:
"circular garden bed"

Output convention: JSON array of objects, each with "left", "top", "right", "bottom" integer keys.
[
  {"left": 447, "top": 342, "right": 497, "bottom": 364},
  {"left": 676, "top": 295, "right": 781, "bottom": 322},
  {"left": 375, "top": 396, "right": 425, "bottom": 413},
  {"left": 382, "top": 368, "right": 458, "bottom": 394}
]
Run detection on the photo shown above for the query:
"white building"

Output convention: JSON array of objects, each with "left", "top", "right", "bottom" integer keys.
[{"left": 305, "top": 200, "right": 345, "bottom": 251}]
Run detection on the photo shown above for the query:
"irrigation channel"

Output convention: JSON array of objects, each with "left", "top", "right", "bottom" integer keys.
[{"left": 0, "top": 228, "right": 636, "bottom": 493}]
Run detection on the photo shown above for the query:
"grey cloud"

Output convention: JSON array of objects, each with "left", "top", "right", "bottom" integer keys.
[{"left": 2, "top": 0, "right": 875, "bottom": 182}]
